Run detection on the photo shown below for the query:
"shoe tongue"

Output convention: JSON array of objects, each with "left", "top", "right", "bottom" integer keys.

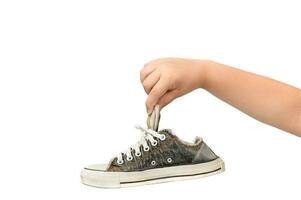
[{"left": 147, "top": 105, "right": 161, "bottom": 131}]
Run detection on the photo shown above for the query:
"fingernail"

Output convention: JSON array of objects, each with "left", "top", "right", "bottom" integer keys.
[{"left": 147, "top": 109, "right": 152, "bottom": 115}]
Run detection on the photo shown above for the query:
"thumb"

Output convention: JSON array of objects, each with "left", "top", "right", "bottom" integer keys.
[
  {"left": 146, "top": 79, "right": 169, "bottom": 114},
  {"left": 158, "top": 90, "right": 178, "bottom": 109}
]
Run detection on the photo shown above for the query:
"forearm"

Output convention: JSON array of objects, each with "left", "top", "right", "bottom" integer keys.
[{"left": 203, "top": 60, "right": 301, "bottom": 137}]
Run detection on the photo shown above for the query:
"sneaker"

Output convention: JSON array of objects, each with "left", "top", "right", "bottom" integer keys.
[{"left": 81, "top": 105, "right": 225, "bottom": 188}]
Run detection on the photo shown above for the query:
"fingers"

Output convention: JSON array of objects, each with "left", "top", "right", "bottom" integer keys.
[
  {"left": 146, "top": 79, "right": 169, "bottom": 114},
  {"left": 142, "top": 70, "right": 160, "bottom": 94},
  {"left": 140, "top": 62, "right": 157, "bottom": 83},
  {"left": 158, "top": 90, "right": 178, "bottom": 108}
]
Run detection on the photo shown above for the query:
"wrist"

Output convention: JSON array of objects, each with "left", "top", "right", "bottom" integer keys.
[{"left": 195, "top": 59, "right": 212, "bottom": 89}]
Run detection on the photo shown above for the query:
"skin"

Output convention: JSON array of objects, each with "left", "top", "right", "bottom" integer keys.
[{"left": 140, "top": 58, "right": 301, "bottom": 137}]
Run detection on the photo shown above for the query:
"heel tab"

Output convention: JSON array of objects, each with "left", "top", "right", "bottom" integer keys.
[{"left": 193, "top": 141, "right": 218, "bottom": 163}]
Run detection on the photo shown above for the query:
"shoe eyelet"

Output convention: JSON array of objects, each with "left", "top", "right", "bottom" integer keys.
[
  {"left": 135, "top": 152, "right": 141, "bottom": 157},
  {"left": 151, "top": 160, "right": 156, "bottom": 166},
  {"left": 143, "top": 146, "right": 150, "bottom": 151},
  {"left": 117, "top": 159, "right": 124, "bottom": 164},
  {"left": 167, "top": 157, "right": 172, "bottom": 163},
  {"left": 127, "top": 156, "right": 133, "bottom": 161},
  {"left": 151, "top": 141, "right": 158, "bottom": 146},
  {"left": 160, "top": 134, "right": 166, "bottom": 141}
]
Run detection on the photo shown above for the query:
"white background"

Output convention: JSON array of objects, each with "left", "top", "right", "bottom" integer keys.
[{"left": 0, "top": 0, "right": 300, "bottom": 199}]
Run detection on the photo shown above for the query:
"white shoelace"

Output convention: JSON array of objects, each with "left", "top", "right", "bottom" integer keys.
[{"left": 116, "top": 124, "right": 166, "bottom": 164}]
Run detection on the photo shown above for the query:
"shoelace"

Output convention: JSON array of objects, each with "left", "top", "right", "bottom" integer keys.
[{"left": 116, "top": 124, "right": 166, "bottom": 164}]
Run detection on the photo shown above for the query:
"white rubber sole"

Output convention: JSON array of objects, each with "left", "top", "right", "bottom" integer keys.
[{"left": 81, "top": 158, "right": 225, "bottom": 188}]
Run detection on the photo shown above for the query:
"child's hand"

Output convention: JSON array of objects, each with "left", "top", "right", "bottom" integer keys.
[
  {"left": 140, "top": 58, "right": 301, "bottom": 137},
  {"left": 140, "top": 58, "right": 208, "bottom": 113}
]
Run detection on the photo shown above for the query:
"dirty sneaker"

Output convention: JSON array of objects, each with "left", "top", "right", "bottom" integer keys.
[{"left": 81, "top": 105, "right": 225, "bottom": 188}]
